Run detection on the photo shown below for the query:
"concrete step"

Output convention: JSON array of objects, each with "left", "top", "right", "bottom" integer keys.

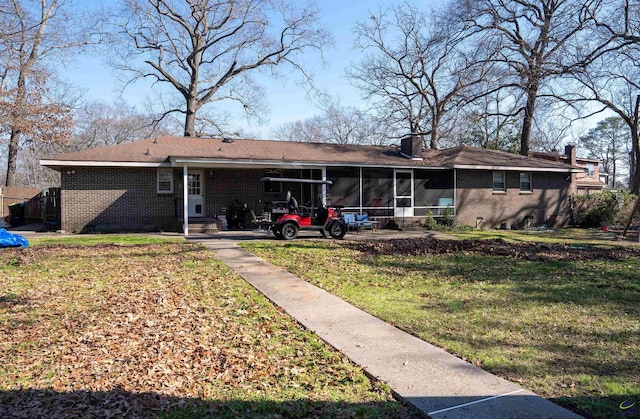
[{"left": 188, "top": 222, "right": 219, "bottom": 234}]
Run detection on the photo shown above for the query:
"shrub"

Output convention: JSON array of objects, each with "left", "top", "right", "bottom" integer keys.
[
  {"left": 572, "top": 190, "right": 636, "bottom": 228},
  {"left": 424, "top": 210, "right": 438, "bottom": 230},
  {"left": 438, "top": 207, "right": 457, "bottom": 227}
]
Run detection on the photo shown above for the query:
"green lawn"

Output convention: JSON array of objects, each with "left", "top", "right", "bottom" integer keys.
[
  {"left": 0, "top": 237, "right": 417, "bottom": 418},
  {"left": 242, "top": 235, "right": 640, "bottom": 419},
  {"left": 27, "top": 233, "right": 184, "bottom": 247}
]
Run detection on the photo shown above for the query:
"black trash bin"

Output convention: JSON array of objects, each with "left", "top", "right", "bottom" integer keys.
[{"left": 8, "top": 202, "right": 26, "bottom": 227}]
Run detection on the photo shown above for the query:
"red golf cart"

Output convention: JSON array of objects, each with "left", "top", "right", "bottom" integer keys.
[{"left": 260, "top": 177, "right": 347, "bottom": 240}]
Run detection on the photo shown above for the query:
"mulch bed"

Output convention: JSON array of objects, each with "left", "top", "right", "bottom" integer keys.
[{"left": 347, "top": 237, "right": 640, "bottom": 261}]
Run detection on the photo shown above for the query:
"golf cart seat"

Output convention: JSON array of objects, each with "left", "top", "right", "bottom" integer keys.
[
  {"left": 288, "top": 196, "right": 299, "bottom": 213},
  {"left": 269, "top": 191, "right": 293, "bottom": 215}
]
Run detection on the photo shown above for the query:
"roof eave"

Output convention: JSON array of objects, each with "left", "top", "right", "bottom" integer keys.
[
  {"left": 450, "top": 164, "right": 585, "bottom": 173},
  {"left": 39, "top": 159, "right": 169, "bottom": 168},
  {"left": 170, "top": 157, "right": 445, "bottom": 170}
]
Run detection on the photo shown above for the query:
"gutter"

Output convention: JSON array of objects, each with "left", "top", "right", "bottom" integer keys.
[
  {"left": 40, "top": 160, "right": 169, "bottom": 168},
  {"left": 448, "top": 164, "right": 585, "bottom": 173},
  {"left": 170, "top": 157, "right": 445, "bottom": 170},
  {"left": 39, "top": 158, "right": 585, "bottom": 174}
]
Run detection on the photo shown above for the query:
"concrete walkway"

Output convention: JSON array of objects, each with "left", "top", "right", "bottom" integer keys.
[{"left": 196, "top": 236, "right": 582, "bottom": 419}]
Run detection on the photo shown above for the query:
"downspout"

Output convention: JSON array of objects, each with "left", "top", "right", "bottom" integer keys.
[
  {"left": 183, "top": 166, "right": 189, "bottom": 237},
  {"left": 359, "top": 167, "right": 363, "bottom": 213},
  {"left": 411, "top": 169, "right": 415, "bottom": 212}
]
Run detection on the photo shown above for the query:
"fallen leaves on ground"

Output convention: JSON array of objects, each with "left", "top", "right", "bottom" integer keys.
[{"left": 0, "top": 242, "right": 415, "bottom": 418}]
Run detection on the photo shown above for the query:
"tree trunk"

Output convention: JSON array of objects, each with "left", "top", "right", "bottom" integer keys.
[
  {"left": 4, "top": 130, "right": 20, "bottom": 186},
  {"left": 631, "top": 125, "right": 640, "bottom": 194},
  {"left": 612, "top": 156, "right": 617, "bottom": 189},
  {"left": 430, "top": 117, "right": 439, "bottom": 149},
  {"left": 631, "top": 96, "right": 640, "bottom": 194},
  {"left": 5, "top": 63, "right": 28, "bottom": 187},
  {"left": 520, "top": 86, "right": 537, "bottom": 156},
  {"left": 184, "top": 98, "right": 197, "bottom": 137}
]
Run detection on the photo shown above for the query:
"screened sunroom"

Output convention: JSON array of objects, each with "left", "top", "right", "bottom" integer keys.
[{"left": 326, "top": 167, "right": 455, "bottom": 218}]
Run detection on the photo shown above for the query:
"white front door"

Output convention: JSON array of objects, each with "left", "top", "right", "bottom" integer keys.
[
  {"left": 188, "top": 171, "right": 204, "bottom": 217},
  {"left": 394, "top": 170, "right": 414, "bottom": 217}
]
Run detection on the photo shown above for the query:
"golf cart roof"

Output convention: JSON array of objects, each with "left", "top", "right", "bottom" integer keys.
[{"left": 260, "top": 177, "right": 333, "bottom": 185}]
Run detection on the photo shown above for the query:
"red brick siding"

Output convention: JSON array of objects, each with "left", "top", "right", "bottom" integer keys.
[{"left": 455, "top": 170, "right": 572, "bottom": 228}]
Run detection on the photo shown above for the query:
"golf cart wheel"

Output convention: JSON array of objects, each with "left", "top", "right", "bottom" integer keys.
[
  {"left": 328, "top": 221, "right": 347, "bottom": 239},
  {"left": 281, "top": 222, "right": 299, "bottom": 240}
]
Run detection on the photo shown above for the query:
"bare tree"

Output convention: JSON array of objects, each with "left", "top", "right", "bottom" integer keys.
[
  {"left": 566, "top": 0, "right": 640, "bottom": 193},
  {"left": 444, "top": 88, "right": 522, "bottom": 151},
  {"left": 71, "top": 100, "right": 179, "bottom": 150},
  {"left": 570, "top": 59, "right": 640, "bottom": 191},
  {"left": 23, "top": 99, "right": 176, "bottom": 188},
  {"left": 0, "top": 0, "right": 97, "bottom": 186},
  {"left": 113, "top": 0, "right": 331, "bottom": 137},
  {"left": 579, "top": 116, "right": 629, "bottom": 188},
  {"left": 454, "top": 0, "right": 600, "bottom": 156},
  {"left": 272, "top": 99, "right": 392, "bottom": 145},
  {"left": 348, "top": 2, "right": 493, "bottom": 150}
]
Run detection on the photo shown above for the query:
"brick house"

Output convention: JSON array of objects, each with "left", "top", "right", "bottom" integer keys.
[
  {"left": 533, "top": 145, "right": 607, "bottom": 195},
  {"left": 40, "top": 136, "right": 585, "bottom": 234}
]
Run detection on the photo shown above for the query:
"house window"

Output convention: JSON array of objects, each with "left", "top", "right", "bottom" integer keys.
[
  {"left": 520, "top": 172, "right": 532, "bottom": 192},
  {"left": 492, "top": 171, "right": 506, "bottom": 192},
  {"left": 157, "top": 168, "right": 173, "bottom": 194},
  {"left": 586, "top": 163, "right": 595, "bottom": 177}
]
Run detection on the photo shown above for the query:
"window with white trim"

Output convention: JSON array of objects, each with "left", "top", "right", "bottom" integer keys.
[
  {"left": 157, "top": 168, "right": 174, "bottom": 194},
  {"left": 586, "top": 163, "right": 595, "bottom": 177},
  {"left": 520, "top": 172, "right": 532, "bottom": 192},
  {"left": 492, "top": 171, "right": 506, "bottom": 192}
]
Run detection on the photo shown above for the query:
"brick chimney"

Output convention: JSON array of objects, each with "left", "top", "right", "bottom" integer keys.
[
  {"left": 564, "top": 144, "right": 577, "bottom": 166},
  {"left": 401, "top": 135, "right": 423, "bottom": 160},
  {"left": 564, "top": 144, "right": 578, "bottom": 195}
]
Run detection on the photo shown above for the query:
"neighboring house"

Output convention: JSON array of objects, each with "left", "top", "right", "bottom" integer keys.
[
  {"left": 40, "top": 136, "right": 585, "bottom": 234},
  {"left": 533, "top": 145, "right": 607, "bottom": 195}
]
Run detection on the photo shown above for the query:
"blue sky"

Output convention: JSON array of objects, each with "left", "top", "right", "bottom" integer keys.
[{"left": 67, "top": 0, "right": 436, "bottom": 137}]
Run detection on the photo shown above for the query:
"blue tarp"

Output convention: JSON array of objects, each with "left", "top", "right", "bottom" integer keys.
[{"left": 0, "top": 228, "right": 29, "bottom": 248}]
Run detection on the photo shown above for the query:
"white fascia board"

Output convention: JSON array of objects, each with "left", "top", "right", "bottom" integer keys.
[
  {"left": 171, "top": 157, "right": 444, "bottom": 171},
  {"left": 40, "top": 160, "right": 169, "bottom": 168},
  {"left": 451, "top": 164, "right": 585, "bottom": 173},
  {"left": 171, "top": 158, "right": 323, "bottom": 169}
]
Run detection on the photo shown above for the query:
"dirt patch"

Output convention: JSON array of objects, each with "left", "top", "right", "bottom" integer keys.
[{"left": 347, "top": 237, "right": 640, "bottom": 262}]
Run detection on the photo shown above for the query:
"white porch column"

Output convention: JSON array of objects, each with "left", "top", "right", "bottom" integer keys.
[
  {"left": 183, "top": 165, "right": 189, "bottom": 237},
  {"left": 321, "top": 167, "right": 327, "bottom": 206}
]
